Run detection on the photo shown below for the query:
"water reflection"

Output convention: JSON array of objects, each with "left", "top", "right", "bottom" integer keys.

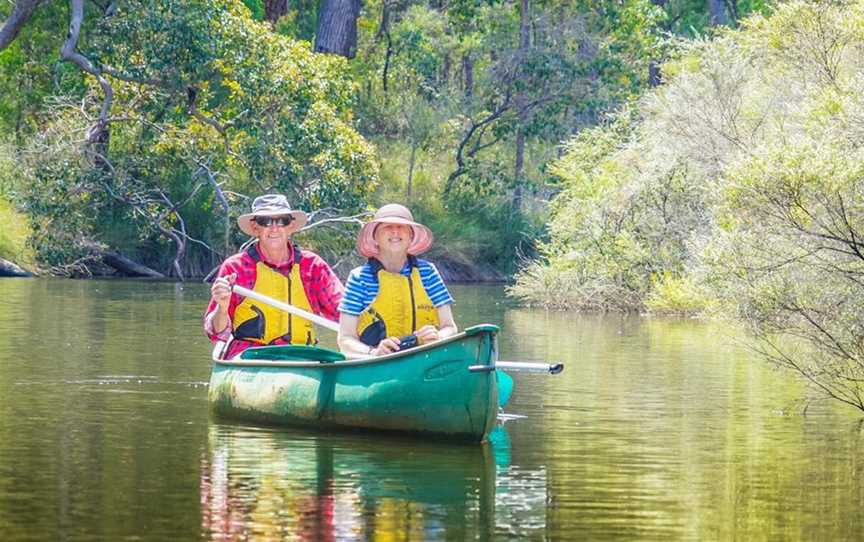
[
  {"left": 201, "top": 425, "right": 525, "bottom": 540},
  {"left": 3, "top": 279, "right": 863, "bottom": 540}
]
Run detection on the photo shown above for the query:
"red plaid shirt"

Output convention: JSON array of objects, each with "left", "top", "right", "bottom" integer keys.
[{"left": 204, "top": 242, "right": 343, "bottom": 358}]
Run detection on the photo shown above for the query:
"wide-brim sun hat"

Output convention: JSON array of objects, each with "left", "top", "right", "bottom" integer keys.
[
  {"left": 357, "top": 203, "right": 433, "bottom": 258},
  {"left": 237, "top": 194, "right": 308, "bottom": 236}
]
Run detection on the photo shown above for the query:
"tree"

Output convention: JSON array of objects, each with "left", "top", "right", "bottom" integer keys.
[
  {"left": 264, "top": 0, "right": 288, "bottom": 23},
  {"left": 707, "top": 0, "right": 728, "bottom": 26},
  {"left": 443, "top": 2, "right": 595, "bottom": 200},
  {"left": 315, "top": 0, "right": 361, "bottom": 58},
  {"left": 0, "top": 0, "right": 41, "bottom": 52},
  {"left": 511, "top": 1, "right": 864, "bottom": 413},
  {"left": 5, "top": 0, "right": 379, "bottom": 277},
  {"left": 711, "top": 144, "right": 864, "bottom": 412},
  {"left": 512, "top": 0, "right": 529, "bottom": 213}
]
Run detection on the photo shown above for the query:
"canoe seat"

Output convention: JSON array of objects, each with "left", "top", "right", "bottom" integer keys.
[{"left": 238, "top": 345, "right": 347, "bottom": 363}]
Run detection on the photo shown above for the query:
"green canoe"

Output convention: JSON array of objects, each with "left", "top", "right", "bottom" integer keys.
[{"left": 208, "top": 324, "right": 500, "bottom": 442}]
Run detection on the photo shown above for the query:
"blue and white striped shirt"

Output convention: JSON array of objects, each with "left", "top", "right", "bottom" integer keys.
[{"left": 338, "top": 259, "right": 454, "bottom": 316}]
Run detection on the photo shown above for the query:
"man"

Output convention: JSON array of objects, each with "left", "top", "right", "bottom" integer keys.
[{"left": 205, "top": 194, "right": 343, "bottom": 359}]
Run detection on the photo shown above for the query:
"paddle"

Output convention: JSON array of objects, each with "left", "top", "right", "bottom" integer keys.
[{"left": 232, "top": 284, "right": 340, "bottom": 332}]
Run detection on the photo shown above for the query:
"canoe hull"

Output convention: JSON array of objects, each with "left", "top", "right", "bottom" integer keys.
[{"left": 208, "top": 326, "right": 499, "bottom": 442}]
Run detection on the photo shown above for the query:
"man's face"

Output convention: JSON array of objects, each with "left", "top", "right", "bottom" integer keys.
[{"left": 252, "top": 215, "right": 294, "bottom": 253}]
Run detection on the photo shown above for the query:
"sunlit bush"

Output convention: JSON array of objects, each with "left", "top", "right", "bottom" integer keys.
[{"left": 514, "top": 0, "right": 864, "bottom": 409}]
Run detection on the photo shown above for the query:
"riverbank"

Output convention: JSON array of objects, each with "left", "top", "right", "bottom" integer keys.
[{"left": 0, "top": 251, "right": 508, "bottom": 283}]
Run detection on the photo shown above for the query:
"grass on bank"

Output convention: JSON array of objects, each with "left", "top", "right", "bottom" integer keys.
[
  {"left": 0, "top": 141, "right": 34, "bottom": 267},
  {"left": 373, "top": 139, "right": 486, "bottom": 272},
  {"left": 0, "top": 198, "right": 34, "bottom": 267}
]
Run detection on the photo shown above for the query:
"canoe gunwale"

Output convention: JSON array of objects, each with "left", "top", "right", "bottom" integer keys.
[{"left": 211, "top": 324, "right": 499, "bottom": 369}]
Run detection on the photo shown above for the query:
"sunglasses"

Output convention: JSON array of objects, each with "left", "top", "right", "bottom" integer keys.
[{"left": 253, "top": 215, "right": 294, "bottom": 227}]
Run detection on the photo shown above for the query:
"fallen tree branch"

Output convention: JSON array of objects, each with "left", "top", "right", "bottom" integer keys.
[
  {"left": 100, "top": 249, "right": 165, "bottom": 278},
  {"left": 78, "top": 241, "right": 165, "bottom": 278},
  {"left": 0, "top": 257, "right": 33, "bottom": 277}
]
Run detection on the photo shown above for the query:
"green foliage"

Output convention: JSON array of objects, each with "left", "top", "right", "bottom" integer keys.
[
  {"left": 351, "top": 0, "right": 680, "bottom": 273},
  {"left": 240, "top": 0, "right": 264, "bottom": 19},
  {"left": 515, "top": 0, "right": 864, "bottom": 409},
  {"left": 644, "top": 272, "right": 710, "bottom": 314},
  {"left": 0, "top": 199, "right": 32, "bottom": 264},
  {"left": 705, "top": 141, "right": 864, "bottom": 410},
  {"left": 512, "top": 107, "right": 710, "bottom": 310},
  {"left": 0, "top": 144, "right": 32, "bottom": 264},
  {"left": 0, "top": 3, "right": 80, "bottom": 142},
  {"left": 1, "top": 0, "right": 774, "bottom": 279},
  {"left": 7, "top": 0, "right": 378, "bottom": 275}
]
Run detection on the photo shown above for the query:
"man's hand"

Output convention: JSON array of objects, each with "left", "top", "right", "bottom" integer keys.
[{"left": 210, "top": 273, "right": 236, "bottom": 312}]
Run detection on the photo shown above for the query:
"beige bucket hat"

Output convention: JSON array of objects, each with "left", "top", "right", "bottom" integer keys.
[{"left": 237, "top": 194, "right": 308, "bottom": 236}]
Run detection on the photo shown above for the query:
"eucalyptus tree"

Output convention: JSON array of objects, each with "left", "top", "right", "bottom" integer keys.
[
  {"left": 315, "top": 0, "right": 362, "bottom": 57},
  {"left": 2, "top": 0, "right": 379, "bottom": 277}
]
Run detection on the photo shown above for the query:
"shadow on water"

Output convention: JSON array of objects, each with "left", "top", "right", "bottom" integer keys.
[{"left": 200, "top": 423, "right": 517, "bottom": 540}]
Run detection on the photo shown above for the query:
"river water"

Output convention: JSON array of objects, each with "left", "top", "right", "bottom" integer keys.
[{"left": 0, "top": 278, "right": 862, "bottom": 541}]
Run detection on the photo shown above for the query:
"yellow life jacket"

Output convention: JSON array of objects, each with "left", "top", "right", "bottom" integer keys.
[
  {"left": 357, "top": 257, "right": 439, "bottom": 346},
  {"left": 232, "top": 244, "right": 316, "bottom": 346}
]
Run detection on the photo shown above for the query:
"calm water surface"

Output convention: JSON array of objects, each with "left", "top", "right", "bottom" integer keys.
[{"left": 0, "top": 278, "right": 862, "bottom": 541}]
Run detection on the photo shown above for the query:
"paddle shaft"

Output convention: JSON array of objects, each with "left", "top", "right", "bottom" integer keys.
[
  {"left": 499, "top": 361, "right": 563, "bottom": 374},
  {"left": 230, "top": 287, "right": 563, "bottom": 376},
  {"left": 469, "top": 361, "right": 564, "bottom": 374},
  {"left": 232, "top": 284, "right": 340, "bottom": 332}
]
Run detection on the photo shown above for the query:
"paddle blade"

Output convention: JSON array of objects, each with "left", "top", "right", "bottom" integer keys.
[{"left": 496, "top": 369, "right": 514, "bottom": 408}]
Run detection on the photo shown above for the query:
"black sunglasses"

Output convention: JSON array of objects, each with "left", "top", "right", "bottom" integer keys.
[{"left": 253, "top": 215, "right": 294, "bottom": 227}]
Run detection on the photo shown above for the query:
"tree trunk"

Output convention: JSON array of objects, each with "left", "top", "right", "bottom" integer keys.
[
  {"left": 519, "top": 0, "right": 529, "bottom": 49},
  {"left": 0, "top": 0, "right": 40, "bottom": 51},
  {"left": 514, "top": 129, "right": 525, "bottom": 181},
  {"left": 707, "top": 0, "right": 727, "bottom": 26},
  {"left": 648, "top": 60, "right": 662, "bottom": 86},
  {"left": 407, "top": 142, "right": 417, "bottom": 201},
  {"left": 512, "top": 0, "right": 530, "bottom": 214},
  {"left": 100, "top": 250, "right": 165, "bottom": 278},
  {"left": 264, "top": 0, "right": 289, "bottom": 24},
  {"left": 80, "top": 242, "right": 165, "bottom": 278},
  {"left": 314, "top": 0, "right": 361, "bottom": 58},
  {"left": 382, "top": 30, "right": 393, "bottom": 94},
  {"left": 648, "top": 0, "right": 667, "bottom": 86},
  {"left": 513, "top": 130, "right": 525, "bottom": 212},
  {"left": 62, "top": 0, "right": 114, "bottom": 162},
  {"left": 88, "top": 123, "right": 111, "bottom": 172},
  {"left": 462, "top": 53, "right": 473, "bottom": 98},
  {"left": 14, "top": 105, "right": 22, "bottom": 145},
  {"left": 377, "top": 1, "right": 392, "bottom": 94}
]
